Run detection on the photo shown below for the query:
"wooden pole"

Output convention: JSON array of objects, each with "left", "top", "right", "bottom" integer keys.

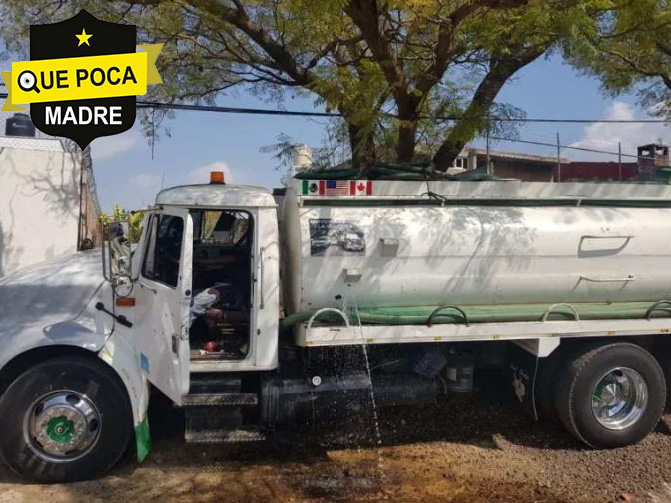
[
  {"left": 556, "top": 132, "right": 561, "bottom": 182},
  {"left": 485, "top": 115, "right": 491, "bottom": 175}
]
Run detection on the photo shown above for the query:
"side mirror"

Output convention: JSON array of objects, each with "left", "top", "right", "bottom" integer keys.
[{"left": 101, "top": 220, "right": 134, "bottom": 293}]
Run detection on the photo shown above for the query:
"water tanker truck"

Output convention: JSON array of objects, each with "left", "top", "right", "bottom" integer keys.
[{"left": 3, "top": 174, "right": 671, "bottom": 481}]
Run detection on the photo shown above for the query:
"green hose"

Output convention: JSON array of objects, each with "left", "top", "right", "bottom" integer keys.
[{"left": 281, "top": 301, "right": 671, "bottom": 330}]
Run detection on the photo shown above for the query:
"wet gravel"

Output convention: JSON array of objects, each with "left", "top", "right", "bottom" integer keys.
[{"left": 2, "top": 388, "right": 671, "bottom": 502}]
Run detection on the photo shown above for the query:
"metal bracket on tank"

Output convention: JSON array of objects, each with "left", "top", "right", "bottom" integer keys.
[
  {"left": 343, "top": 268, "right": 362, "bottom": 283},
  {"left": 646, "top": 300, "right": 671, "bottom": 320},
  {"left": 427, "top": 305, "right": 469, "bottom": 326},
  {"left": 306, "top": 308, "right": 351, "bottom": 330},
  {"left": 541, "top": 303, "right": 580, "bottom": 322},
  {"left": 379, "top": 238, "right": 399, "bottom": 256}
]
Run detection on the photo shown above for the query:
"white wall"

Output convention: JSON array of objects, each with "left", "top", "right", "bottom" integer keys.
[{"left": 0, "top": 137, "right": 81, "bottom": 277}]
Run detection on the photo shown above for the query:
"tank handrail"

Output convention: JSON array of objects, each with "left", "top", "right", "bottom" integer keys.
[
  {"left": 427, "top": 305, "right": 469, "bottom": 326},
  {"left": 580, "top": 235, "right": 633, "bottom": 239},
  {"left": 306, "top": 308, "right": 350, "bottom": 330},
  {"left": 542, "top": 303, "right": 581, "bottom": 322},
  {"left": 579, "top": 275, "right": 636, "bottom": 283},
  {"left": 645, "top": 300, "right": 671, "bottom": 320}
]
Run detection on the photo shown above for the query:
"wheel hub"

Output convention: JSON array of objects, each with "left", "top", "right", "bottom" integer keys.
[
  {"left": 24, "top": 391, "right": 102, "bottom": 462},
  {"left": 45, "top": 415, "right": 76, "bottom": 443},
  {"left": 591, "top": 367, "right": 647, "bottom": 431},
  {"left": 599, "top": 383, "right": 618, "bottom": 405}
]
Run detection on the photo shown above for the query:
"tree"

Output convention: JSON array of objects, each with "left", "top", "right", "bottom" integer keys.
[
  {"left": 564, "top": 0, "right": 671, "bottom": 119},
  {"left": 99, "top": 205, "right": 145, "bottom": 243},
  {"left": 1, "top": 0, "right": 608, "bottom": 171}
]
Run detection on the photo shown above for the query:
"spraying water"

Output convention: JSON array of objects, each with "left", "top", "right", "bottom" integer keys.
[{"left": 343, "top": 292, "right": 386, "bottom": 478}]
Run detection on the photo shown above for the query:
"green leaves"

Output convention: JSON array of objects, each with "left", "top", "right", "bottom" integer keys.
[
  {"left": 0, "top": 0, "right": 620, "bottom": 171},
  {"left": 566, "top": 0, "right": 671, "bottom": 113}
]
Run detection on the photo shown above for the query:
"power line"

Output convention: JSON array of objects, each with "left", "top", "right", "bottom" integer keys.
[
  {"left": 1, "top": 93, "right": 670, "bottom": 123},
  {"left": 130, "top": 100, "right": 671, "bottom": 123},
  {"left": 136, "top": 100, "right": 337, "bottom": 117}
]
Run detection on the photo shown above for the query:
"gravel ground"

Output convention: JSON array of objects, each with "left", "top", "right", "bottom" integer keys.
[{"left": 2, "top": 391, "right": 671, "bottom": 503}]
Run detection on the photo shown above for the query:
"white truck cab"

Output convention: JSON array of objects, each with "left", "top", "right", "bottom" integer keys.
[{"left": 116, "top": 183, "right": 280, "bottom": 405}]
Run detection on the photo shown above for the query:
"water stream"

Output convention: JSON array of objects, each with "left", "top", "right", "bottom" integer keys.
[{"left": 343, "top": 293, "right": 385, "bottom": 477}]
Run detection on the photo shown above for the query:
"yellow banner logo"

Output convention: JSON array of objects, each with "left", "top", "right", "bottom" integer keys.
[{"left": 2, "top": 44, "right": 162, "bottom": 111}]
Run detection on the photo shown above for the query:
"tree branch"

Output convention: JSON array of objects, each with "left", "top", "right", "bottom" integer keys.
[{"left": 432, "top": 43, "right": 547, "bottom": 170}]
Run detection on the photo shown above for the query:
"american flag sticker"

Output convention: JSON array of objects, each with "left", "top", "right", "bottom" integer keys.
[{"left": 324, "top": 180, "right": 350, "bottom": 195}]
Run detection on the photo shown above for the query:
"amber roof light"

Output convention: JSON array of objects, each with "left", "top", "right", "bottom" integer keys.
[{"left": 210, "top": 171, "right": 225, "bottom": 184}]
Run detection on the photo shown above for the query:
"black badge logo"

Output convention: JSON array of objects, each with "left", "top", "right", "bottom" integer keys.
[{"left": 30, "top": 10, "right": 136, "bottom": 148}]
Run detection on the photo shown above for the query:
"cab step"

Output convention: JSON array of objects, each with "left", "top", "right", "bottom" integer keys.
[
  {"left": 181, "top": 392, "right": 258, "bottom": 407},
  {"left": 188, "top": 375, "right": 242, "bottom": 394},
  {"left": 185, "top": 427, "right": 267, "bottom": 444}
]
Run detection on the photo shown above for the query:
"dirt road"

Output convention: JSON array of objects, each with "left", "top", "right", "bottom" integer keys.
[{"left": 2, "top": 392, "right": 671, "bottom": 503}]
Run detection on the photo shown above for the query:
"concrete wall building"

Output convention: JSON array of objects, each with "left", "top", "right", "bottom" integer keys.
[
  {"left": 0, "top": 113, "right": 100, "bottom": 278},
  {"left": 453, "top": 148, "right": 568, "bottom": 181},
  {"left": 557, "top": 161, "right": 640, "bottom": 182}
]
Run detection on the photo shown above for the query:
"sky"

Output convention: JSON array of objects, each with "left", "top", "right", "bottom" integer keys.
[{"left": 89, "top": 53, "right": 671, "bottom": 211}]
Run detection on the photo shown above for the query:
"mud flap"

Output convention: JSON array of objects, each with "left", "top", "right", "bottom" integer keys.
[
  {"left": 134, "top": 416, "right": 151, "bottom": 462},
  {"left": 504, "top": 343, "right": 539, "bottom": 420}
]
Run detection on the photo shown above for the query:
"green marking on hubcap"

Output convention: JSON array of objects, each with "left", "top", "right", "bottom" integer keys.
[{"left": 45, "top": 416, "right": 75, "bottom": 443}]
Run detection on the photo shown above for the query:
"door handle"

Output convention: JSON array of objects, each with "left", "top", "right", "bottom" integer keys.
[{"left": 171, "top": 334, "right": 179, "bottom": 354}]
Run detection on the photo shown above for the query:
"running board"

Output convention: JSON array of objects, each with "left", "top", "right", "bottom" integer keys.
[
  {"left": 185, "top": 427, "right": 267, "bottom": 444},
  {"left": 181, "top": 392, "right": 258, "bottom": 407}
]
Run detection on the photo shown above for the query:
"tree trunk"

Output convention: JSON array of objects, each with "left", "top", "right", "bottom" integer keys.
[
  {"left": 432, "top": 115, "right": 487, "bottom": 172},
  {"left": 394, "top": 94, "right": 420, "bottom": 163},
  {"left": 396, "top": 121, "right": 418, "bottom": 163},
  {"left": 348, "top": 122, "right": 376, "bottom": 173}
]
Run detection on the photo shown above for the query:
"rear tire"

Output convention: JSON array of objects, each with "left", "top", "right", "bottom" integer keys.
[
  {"left": 0, "top": 356, "right": 132, "bottom": 482},
  {"left": 555, "top": 342, "right": 665, "bottom": 448}
]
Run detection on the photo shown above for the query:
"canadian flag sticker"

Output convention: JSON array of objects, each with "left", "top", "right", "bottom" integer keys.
[{"left": 350, "top": 180, "right": 372, "bottom": 195}]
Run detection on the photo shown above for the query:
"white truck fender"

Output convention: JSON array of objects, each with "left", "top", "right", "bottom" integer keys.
[{"left": 98, "top": 331, "right": 151, "bottom": 461}]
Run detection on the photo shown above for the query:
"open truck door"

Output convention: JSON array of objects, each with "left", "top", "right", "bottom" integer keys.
[{"left": 134, "top": 207, "right": 193, "bottom": 405}]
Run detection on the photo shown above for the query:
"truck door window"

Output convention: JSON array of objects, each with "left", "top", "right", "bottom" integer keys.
[
  {"left": 142, "top": 214, "right": 184, "bottom": 287},
  {"left": 193, "top": 211, "right": 250, "bottom": 245}
]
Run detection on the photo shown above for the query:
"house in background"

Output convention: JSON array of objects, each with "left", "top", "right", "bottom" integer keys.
[
  {"left": 451, "top": 143, "right": 671, "bottom": 183},
  {"left": 450, "top": 148, "right": 568, "bottom": 181},
  {"left": 0, "top": 113, "right": 100, "bottom": 278}
]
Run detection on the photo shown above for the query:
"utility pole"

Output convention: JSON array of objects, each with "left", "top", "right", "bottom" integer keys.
[
  {"left": 618, "top": 142, "right": 622, "bottom": 181},
  {"left": 556, "top": 132, "right": 561, "bottom": 182}
]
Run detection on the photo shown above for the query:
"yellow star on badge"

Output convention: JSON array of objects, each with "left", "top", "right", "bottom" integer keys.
[{"left": 76, "top": 28, "right": 92, "bottom": 47}]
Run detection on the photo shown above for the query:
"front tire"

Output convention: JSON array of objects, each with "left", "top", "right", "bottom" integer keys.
[
  {"left": 0, "top": 356, "right": 132, "bottom": 482},
  {"left": 555, "top": 343, "right": 666, "bottom": 448}
]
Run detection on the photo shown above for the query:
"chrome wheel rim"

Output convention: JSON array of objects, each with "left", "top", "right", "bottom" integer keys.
[
  {"left": 591, "top": 367, "right": 647, "bottom": 431},
  {"left": 23, "top": 390, "right": 102, "bottom": 463}
]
